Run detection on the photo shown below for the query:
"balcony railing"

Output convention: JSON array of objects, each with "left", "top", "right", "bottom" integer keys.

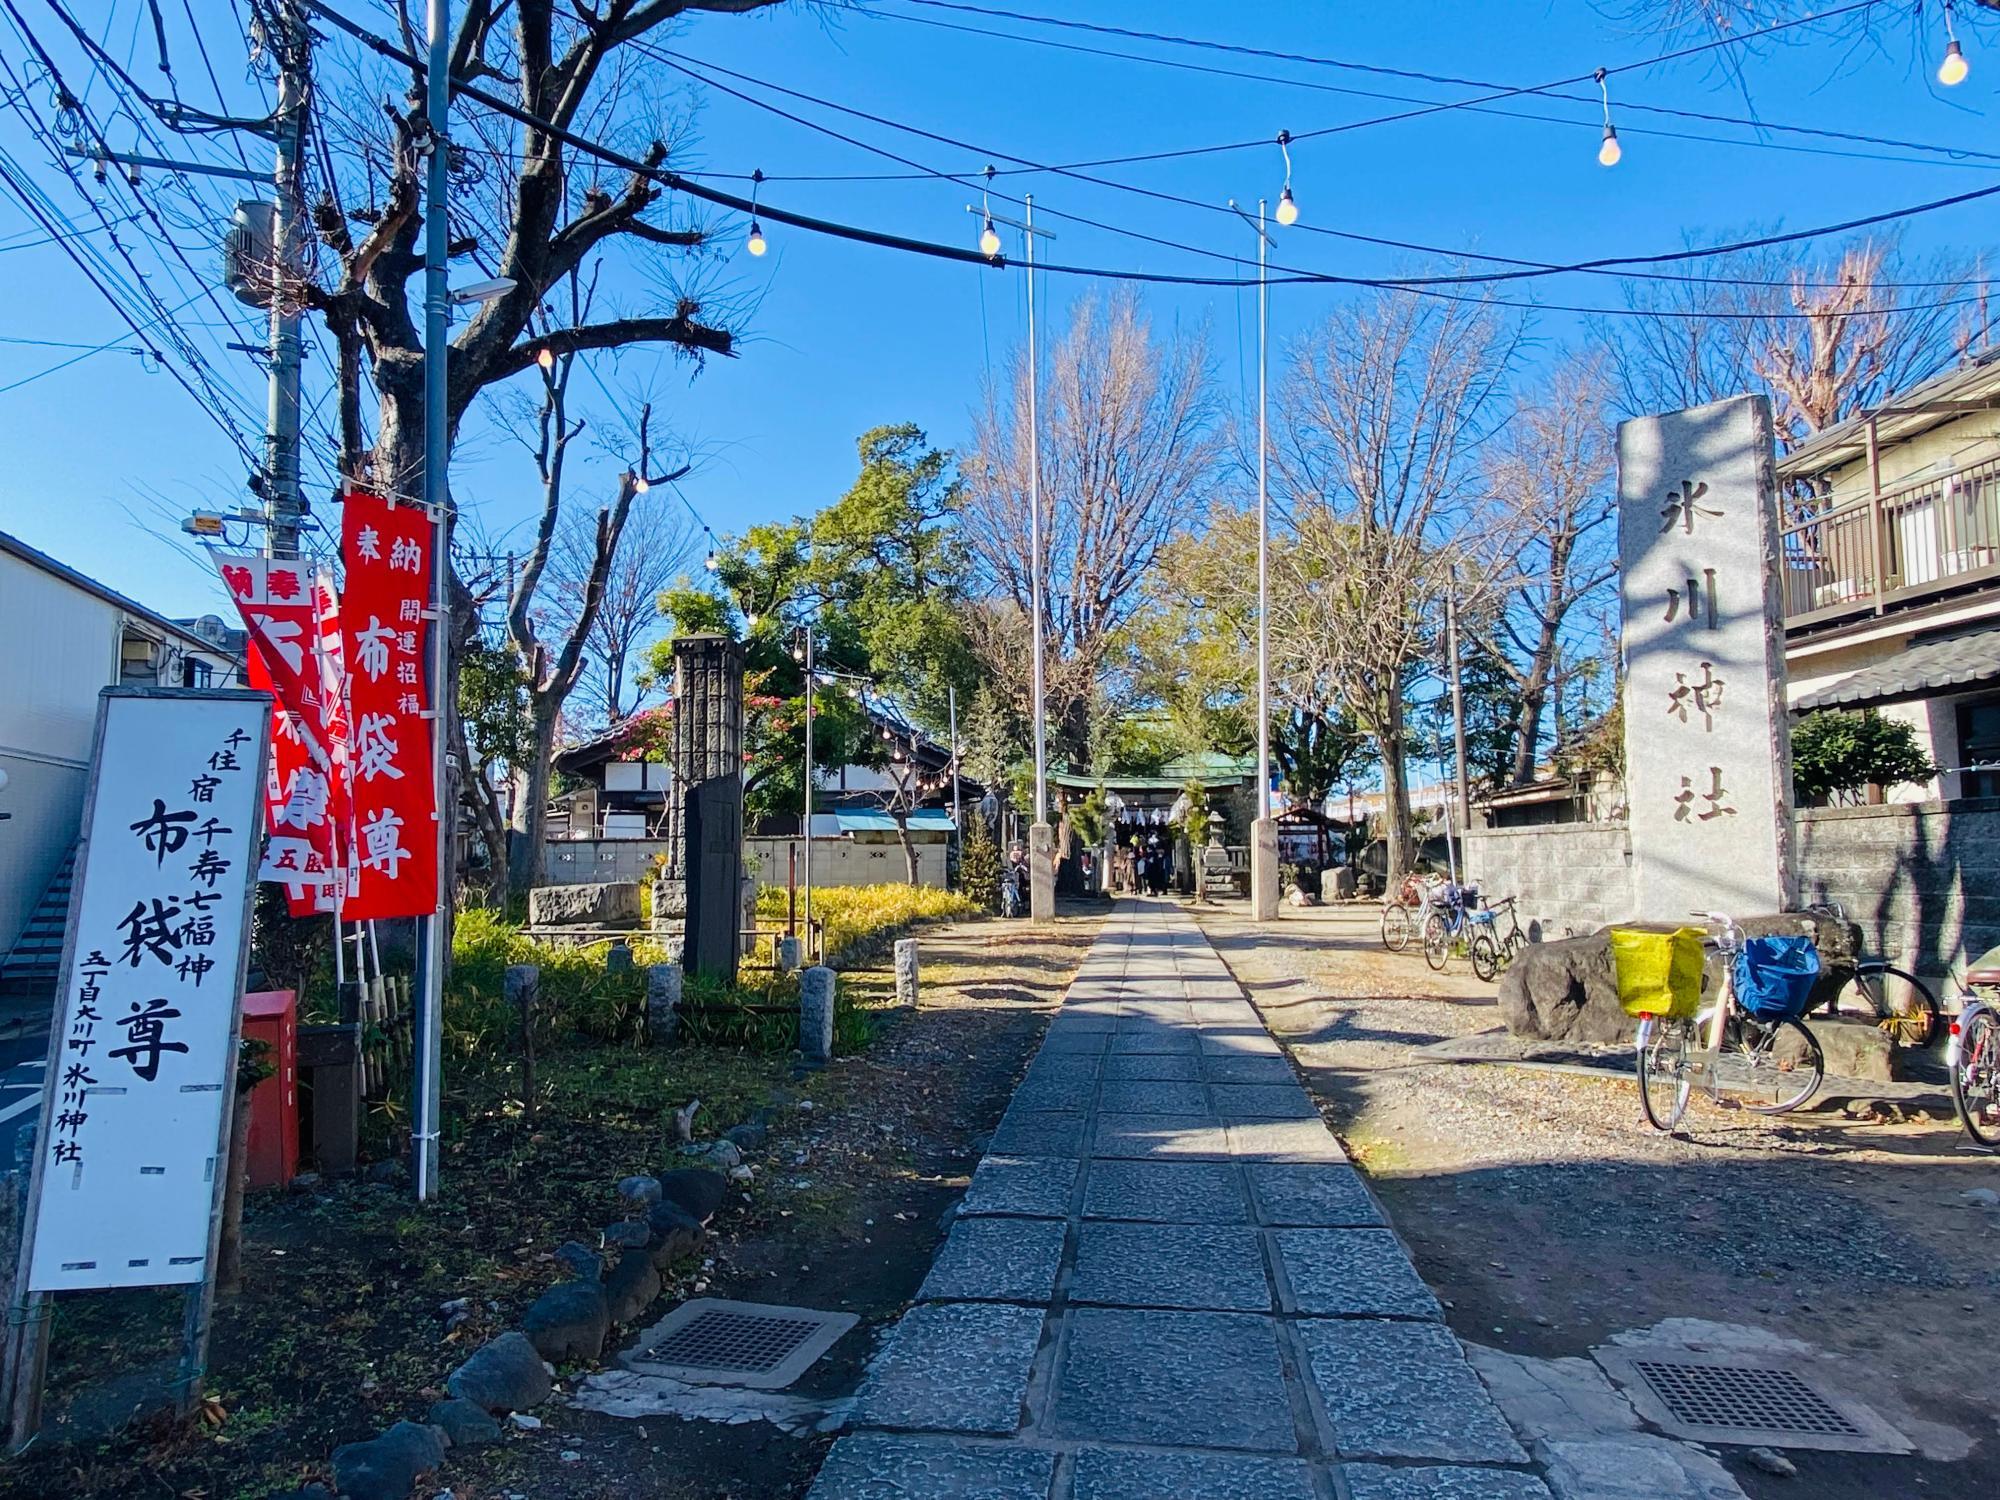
[{"left": 1781, "top": 452, "right": 2000, "bottom": 626}]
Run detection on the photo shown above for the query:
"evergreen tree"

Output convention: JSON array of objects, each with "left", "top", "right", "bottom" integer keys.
[{"left": 960, "top": 817, "right": 1003, "bottom": 912}]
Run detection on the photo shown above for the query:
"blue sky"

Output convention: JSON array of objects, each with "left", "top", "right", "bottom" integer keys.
[{"left": 1, "top": 0, "right": 1994, "bottom": 623}]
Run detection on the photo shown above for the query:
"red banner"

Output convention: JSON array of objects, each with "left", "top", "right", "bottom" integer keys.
[
  {"left": 340, "top": 492, "right": 438, "bottom": 919},
  {"left": 249, "top": 650, "right": 338, "bottom": 915},
  {"left": 215, "top": 554, "right": 330, "bottom": 768}
]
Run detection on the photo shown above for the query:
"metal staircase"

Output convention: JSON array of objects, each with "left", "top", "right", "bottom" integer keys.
[{"left": 0, "top": 848, "right": 76, "bottom": 1002}]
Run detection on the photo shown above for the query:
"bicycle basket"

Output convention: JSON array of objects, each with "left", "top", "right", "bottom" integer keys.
[
  {"left": 1610, "top": 927, "right": 1706, "bottom": 1021},
  {"left": 1732, "top": 935, "right": 1821, "bottom": 1022}
]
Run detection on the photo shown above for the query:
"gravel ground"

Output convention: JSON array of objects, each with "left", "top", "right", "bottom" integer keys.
[{"left": 1195, "top": 898, "right": 2000, "bottom": 1500}]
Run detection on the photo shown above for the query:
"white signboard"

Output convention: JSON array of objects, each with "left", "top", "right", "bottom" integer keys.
[
  {"left": 1617, "top": 395, "right": 1794, "bottom": 920},
  {"left": 26, "top": 689, "right": 268, "bottom": 1292}
]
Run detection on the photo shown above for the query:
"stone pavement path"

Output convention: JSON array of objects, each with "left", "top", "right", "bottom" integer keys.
[{"left": 807, "top": 899, "right": 1553, "bottom": 1500}]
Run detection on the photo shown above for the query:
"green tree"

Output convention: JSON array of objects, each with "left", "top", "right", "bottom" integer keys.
[
  {"left": 1791, "top": 709, "right": 1939, "bottom": 803},
  {"left": 960, "top": 817, "right": 1003, "bottom": 912}
]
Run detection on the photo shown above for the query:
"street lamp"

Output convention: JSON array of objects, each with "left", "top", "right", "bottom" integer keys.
[{"left": 1230, "top": 195, "right": 1280, "bottom": 923}]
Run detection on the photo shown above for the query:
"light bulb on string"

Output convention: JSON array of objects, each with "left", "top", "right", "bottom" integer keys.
[
  {"left": 745, "top": 611, "right": 759, "bottom": 631},
  {"left": 704, "top": 549, "right": 719, "bottom": 573},
  {"left": 536, "top": 347, "right": 554, "bottom": 371},
  {"left": 1595, "top": 69, "right": 1622, "bottom": 166},
  {"left": 746, "top": 168, "right": 767, "bottom": 255},
  {"left": 634, "top": 475, "right": 650, "bottom": 494},
  {"left": 976, "top": 165, "right": 1003, "bottom": 257},
  {"left": 1940, "top": 4, "right": 1970, "bottom": 86},
  {"left": 980, "top": 217, "right": 1001, "bottom": 258},
  {"left": 1273, "top": 131, "right": 1298, "bottom": 225}
]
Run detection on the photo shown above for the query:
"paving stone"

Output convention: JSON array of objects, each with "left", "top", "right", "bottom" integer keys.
[
  {"left": 1343, "top": 1465, "right": 1553, "bottom": 1500},
  {"left": 1101, "top": 1052, "right": 1201, "bottom": 1081},
  {"left": 1045, "top": 1014, "right": 1116, "bottom": 1036},
  {"left": 1225, "top": 1119, "right": 1346, "bottom": 1162},
  {"left": 1050, "top": 1308, "right": 1296, "bottom": 1452},
  {"left": 1097, "top": 1079, "right": 1211, "bottom": 1116},
  {"left": 1246, "top": 1164, "right": 1385, "bottom": 1227},
  {"left": 1209, "top": 1083, "right": 1319, "bottom": 1120},
  {"left": 1199, "top": 1030, "right": 1282, "bottom": 1058},
  {"left": 1082, "top": 1159, "right": 1249, "bottom": 1223},
  {"left": 1008, "top": 1073, "right": 1098, "bottom": 1112},
  {"left": 1121, "top": 1002, "right": 1193, "bottom": 1022},
  {"left": 991, "top": 1112, "right": 1088, "bottom": 1157},
  {"left": 1189, "top": 1003, "right": 1261, "bottom": 1027},
  {"left": 1295, "top": 1319, "right": 1528, "bottom": 1463},
  {"left": 1070, "top": 1222, "right": 1271, "bottom": 1310},
  {"left": 1072, "top": 1449, "right": 1317, "bottom": 1500},
  {"left": 1091, "top": 1113, "right": 1229, "bottom": 1160},
  {"left": 920, "top": 1218, "right": 1067, "bottom": 1302},
  {"left": 807, "top": 1435, "right": 1056, "bottom": 1499},
  {"left": 1039, "top": 1029, "right": 1109, "bottom": 1054},
  {"left": 1109, "top": 1028, "right": 1201, "bottom": 1055},
  {"left": 1203, "top": 1054, "right": 1298, "bottom": 1085},
  {"left": 852, "top": 1302, "right": 1045, "bottom": 1434},
  {"left": 1023, "top": 1054, "right": 1100, "bottom": 1083},
  {"left": 958, "top": 1155, "right": 1079, "bottom": 1219},
  {"left": 1275, "top": 1229, "right": 1442, "bottom": 1319}
]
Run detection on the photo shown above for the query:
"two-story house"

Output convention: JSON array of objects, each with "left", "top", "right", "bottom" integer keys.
[
  {"left": 1777, "top": 349, "right": 2000, "bottom": 800},
  {"left": 0, "top": 530, "right": 245, "bottom": 1008}
]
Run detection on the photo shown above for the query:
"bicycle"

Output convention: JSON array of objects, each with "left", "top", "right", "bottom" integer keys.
[
  {"left": 1421, "top": 882, "right": 1484, "bottom": 973},
  {"left": 1379, "top": 873, "right": 1432, "bottom": 953},
  {"left": 1948, "top": 958, "right": 2000, "bottom": 1148},
  {"left": 1803, "top": 901, "right": 1941, "bottom": 1048},
  {"left": 1635, "top": 912, "right": 1825, "bottom": 1132},
  {"left": 1469, "top": 896, "right": 1530, "bottom": 982}
]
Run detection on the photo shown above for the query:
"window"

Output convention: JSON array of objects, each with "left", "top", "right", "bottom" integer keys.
[
  {"left": 1957, "top": 696, "right": 2000, "bottom": 799},
  {"left": 181, "top": 657, "right": 213, "bottom": 689}
]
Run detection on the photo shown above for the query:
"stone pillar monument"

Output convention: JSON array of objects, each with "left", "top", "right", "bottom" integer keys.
[
  {"left": 666, "top": 634, "right": 746, "bottom": 982},
  {"left": 1029, "top": 821, "right": 1055, "bottom": 924},
  {"left": 1617, "top": 395, "right": 1794, "bottom": 920}
]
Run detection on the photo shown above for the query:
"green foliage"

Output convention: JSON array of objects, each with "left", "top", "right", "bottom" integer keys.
[
  {"left": 448, "top": 909, "right": 655, "bottom": 1053},
  {"left": 1273, "top": 704, "right": 1371, "bottom": 806},
  {"left": 1070, "top": 785, "right": 1110, "bottom": 848},
  {"left": 757, "top": 881, "right": 980, "bottom": 964},
  {"left": 1099, "top": 715, "right": 1177, "bottom": 778},
  {"left": 459, "top": 642, "right": 534, "bottom": 771},
  {"left": 960, "top": 818, "right": 1003, "bottom": 912},
  {"left": 1791, "top": 708, "right": 1939, "bottom": 802},
  {"left": 1176, "top": 778, "right": 1213, "bottom": 847},
  {"left": 960, "top": 685, "right": 1022, "bottom": 793}
]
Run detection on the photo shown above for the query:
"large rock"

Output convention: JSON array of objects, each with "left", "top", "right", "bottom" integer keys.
[
  {"left": 446, "top": 1330, "right": 552, "bottom": 1413},
  {"left": 521, "top": 1280, "right": 611, "bottom": 1363},
  {"left": 330, "top": 1420, "right": 447, "bottom": 1500},
  {"left": 656, "top": 1166, "right": 728, "bottom": 1224},
  {"left": 428, "top": 1397, "right": 502, "bottom": 1449},
  {"left": 1499, "top": 912, "right": 1860, "bottom": 1045},
  {"left": 527, "top": 881, "right": 641, "bottom": 927},
  {"left": 603, "top": 1248, "right": 664, "bottom": 1323},
  {"left": 1813, "top": 1017, "right": 1895, "bottom": 1083},
  {"left": 554, "top": 1241, "right": 603, "bottom": 1281},
  {"left": 647, "top": 1199, "right": 707, "bottom": 1270}
]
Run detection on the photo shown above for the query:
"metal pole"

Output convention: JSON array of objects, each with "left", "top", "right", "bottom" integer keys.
[
  {"left": 412, "top": 0, "right": 451, "bottom": 1202},
  {"left": 1026, "top": 196, "right": 1046, "bottom": 828},
  {"left": 1445, "top": 577, "right": 1470, "bottom": 832},
  {"left": 948, "top": 684, "right": 961, "bottom": 868},
  {"left": 1256, "top": 198, "right": 1270, "bottom": 824},
  {"left": 802, "top": 626, "right": 814, "bottom": 957},
  {"left": 264, "top": 1, "right": 306, "bottom": 559}
]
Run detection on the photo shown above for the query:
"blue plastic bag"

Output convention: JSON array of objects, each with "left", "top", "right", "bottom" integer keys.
[{"left": 1732, "top": 935, "right": 1821, "bottom": 1022}]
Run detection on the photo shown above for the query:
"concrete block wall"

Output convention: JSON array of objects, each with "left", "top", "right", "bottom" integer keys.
[
  {"left": 1793, "top": 797, "right": 2000, "bottom": 985},
  {"left": 1462, "top": 822, "right": 1635, "bottom": 942},
  {"left": 538, "top": 836, "right": 948, "bottom": 890}
]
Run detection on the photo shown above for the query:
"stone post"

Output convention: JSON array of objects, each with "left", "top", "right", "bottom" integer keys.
[
  {"left": 894, "top": 938, "right": 920, "bottom": 1007},
  {"left": 647, "top": 963, "right": 683, "bottom": 1045},
  {"left": 505, "top": 964, "right": 539, "bottom": 1121},
  {"left": 1029, "top": 821, "right": 1055, "bottom": 923},
  {"left": 799, "top": 966, "right": 836, "bottom": 1065},
  {"left": 605, "top": 941, "right": 633, "bottom": 975},
  {"left": 775, "top": 935, "right": 802, "bottom": 973},
  {"left": 1250, "top": 817, "right": 1280, "bottom": 920}
]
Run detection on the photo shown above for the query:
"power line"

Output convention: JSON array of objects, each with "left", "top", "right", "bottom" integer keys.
[
  {"left": 0, "top": 286, "right": 208, "bottom": 393},
  {"left": 300, "top": 1, "right": 2000, "bottom": 318}
]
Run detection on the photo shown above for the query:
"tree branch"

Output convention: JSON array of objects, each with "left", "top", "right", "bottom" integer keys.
[{"left": 493, "top": 307, "right": 733, "bottom": 381}]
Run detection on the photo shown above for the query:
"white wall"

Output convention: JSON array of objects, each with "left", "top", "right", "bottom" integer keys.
[{"left": 0, "top": 552, "right": 123, "bottom": 956}]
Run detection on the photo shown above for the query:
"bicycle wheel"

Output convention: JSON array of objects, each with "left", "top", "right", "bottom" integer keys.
[
  {"left": 1950, "top": 1009, "right": 2000, "bottom": 1149},
  {"left": 1381, "top": 903, "right": 1413, "bottom": 953},
  {"left": 1636, "top": 1016, "right": 1694, "bottom": 1132},
  {"left": 1470, "top": 930, "right": 1500, "bottom": 982},
  {"left": 1829, "top": 964, "right": 1939, "bottom": 1049},
  {"left": 1715, "top": 1016, "right": 1824, "bottom": 1114},
  {"left": 1422, "top": 912, "right": 1450, "bottom": 971}
]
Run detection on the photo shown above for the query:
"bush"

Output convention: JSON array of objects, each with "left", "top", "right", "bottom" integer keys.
[
  {"left": 960, "top": 821, "right": 1002, "bottom": 912},
  {"left": 757, "top": 881, "right": 980, "bottom": 964},
  {"left": 448, "top": 908, "right": 656, "bottom": 1055},
  {"left": 1791, "top": 708, "right": 1939, "bottom": 803}
]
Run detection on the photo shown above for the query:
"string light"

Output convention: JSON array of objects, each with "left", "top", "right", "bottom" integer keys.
[
  {"left": 1939, "top": 2, "right": 1970, "bottom": 86},
  {"left": 978, "top": 163, "right": 1002, "bottom": 256},
  {"left": 536, "top": 347, "right": 555, "bottom": 370},
  {"left": 705, "top": 550, "right": 719, "bottom": 572},
  {"left": 1596, "top": 69, "right": 1622, "bottom": 166},
  {"left": 747, "top": 167, "right": 768, "bottom": 254},
  {"left": 1272, "top": 130, "right": 1298, "bottom": 225},
  {"left": 635, "top": 475, "right": 650, "bottom": 493}
]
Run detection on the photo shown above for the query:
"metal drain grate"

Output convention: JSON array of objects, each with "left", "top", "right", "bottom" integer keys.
[
  {"left": 1596, "top": 1349, "right": 1911, "bottom": 1454},
  {"left": 625, "top": 1299, "right": 858, "bottom": 1389}
]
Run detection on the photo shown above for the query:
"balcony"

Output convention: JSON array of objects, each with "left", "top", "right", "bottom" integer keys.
[{"left": 1781, "top": 453, "right": 2000, "bottom": 628}]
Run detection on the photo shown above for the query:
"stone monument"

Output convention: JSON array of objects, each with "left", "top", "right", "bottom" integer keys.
[
  {"left": 664, "top": 634, "right": 746, "bottom": 982},
  {"left": 1617, "top": 395, "right": 1794, "bottom": 920}
]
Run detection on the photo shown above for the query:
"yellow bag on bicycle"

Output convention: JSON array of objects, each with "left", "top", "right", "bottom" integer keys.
[{"left": 1610, "top": 927, "right": 1706, "bottom": 1021}]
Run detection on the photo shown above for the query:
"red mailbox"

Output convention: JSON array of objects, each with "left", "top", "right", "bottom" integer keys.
[{"left": 240, "top": 989, "right": 299, "bottom": 1189}]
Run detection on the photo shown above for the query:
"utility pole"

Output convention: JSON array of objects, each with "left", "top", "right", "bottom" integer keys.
[
  {"left": 1445, "top": 575, "right": 1471, "bottom": 832},
  {"left": 801, "top": 624, "right": 815, "bottom": 958},
  {"left": 263, "top": 0, "right": 308, "bottom": 559}
]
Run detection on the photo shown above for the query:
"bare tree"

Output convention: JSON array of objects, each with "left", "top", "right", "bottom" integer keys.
[
  {"left": 961, "top": 290, "right": 1225, "bottom": 767},
  {"left": 1270, "top": 290, "right": 1519, "bottom": 883},
  {"left": 1594, "top": 236, "right": 1980, "bottom": 444},
  {"left": 546, "top": 493, "right": 698, "bottom": 727},
  {"left": 1478, "top": 354, "right": 1620, "bottom": 786}
]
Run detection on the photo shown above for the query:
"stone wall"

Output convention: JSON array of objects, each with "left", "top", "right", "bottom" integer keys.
[
  {"left": 1462, "top": 822, "right": 1635, "bottom": 943},
  {"left": 1793, "top": 797, "right": 2000, "bottom": 985}
]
